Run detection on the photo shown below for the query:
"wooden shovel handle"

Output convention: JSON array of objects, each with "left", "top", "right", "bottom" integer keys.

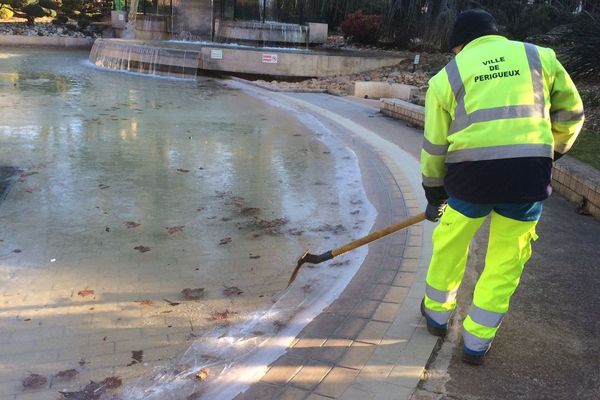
[{"left": 331, "top": 212, "right": 426, "bottom": 258}]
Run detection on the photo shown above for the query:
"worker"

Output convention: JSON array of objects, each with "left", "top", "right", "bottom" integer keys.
[{"left": 420, "top": 8, "right": 584, "bottom": 365}]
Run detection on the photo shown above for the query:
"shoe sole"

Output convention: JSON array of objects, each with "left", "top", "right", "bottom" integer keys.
[{"left": 462, "top": 353, "right": 485, "bottom": 365}]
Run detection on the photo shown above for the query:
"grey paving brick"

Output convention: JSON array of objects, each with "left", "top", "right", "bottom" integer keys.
[
  {"left": 234, "top": 382, "right": 283, "bottom": 400},
  {"left": 338, "top": 342, "right": 376, "bottom": 370},
  {"left": 289, "top": 360, "right": 333, "bottom": 391},
  {"left": 314, "top": 366, "right": 359, "bottom": 398},
  {"left": 261, "top": 355, "right": 304, "bottom": 385}
]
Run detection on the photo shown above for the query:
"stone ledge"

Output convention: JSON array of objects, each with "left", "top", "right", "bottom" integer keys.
[
  {"left": 0, "top": 35, "right": 94, "bottom": 48},
  {"left": 380, "top": 98, "right": 600, "bottom": 220}
]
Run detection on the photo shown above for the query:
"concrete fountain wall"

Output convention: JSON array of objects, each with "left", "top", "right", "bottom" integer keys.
[
  {"left": 89, "top": 39, "right": 403, "bottom": 79},
  {"left": 213, "top": 20, "right": 328, "bottom": 45}
]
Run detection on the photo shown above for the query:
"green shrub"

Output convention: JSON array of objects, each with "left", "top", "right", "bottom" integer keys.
[
  {"left": 52, "top": 14, "right": 68, "bottom": 24},
  {"left": 1, "top": 0, "right": 58, "bottom": 24},
  {"left": 0, "top": 5, "right": 14, "bottom": 18}
]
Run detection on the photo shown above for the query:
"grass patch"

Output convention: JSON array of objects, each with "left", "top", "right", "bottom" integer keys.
[{"left": 569, "top": 130, "right": 600, "bottom": 170}]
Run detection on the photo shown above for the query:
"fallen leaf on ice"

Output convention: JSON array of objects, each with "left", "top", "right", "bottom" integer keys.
[
  {"left": 55, "top": 369, "right": 79, "bottom": 380},
  {"left": 195, "top": 369, "right": 209, "bottom": 381},
  {"left": 211, "top": 310, "right": 237, "bottom": 320},
  {"left": 223, "top": 286, "right": 243, "bottom": 296},
  {"left": 22, "top": 373, "right": 47, "bottom": 389},
  {"left": 134, "top": 299, "right": 154, "bottom": 306},
  {"left": 77, "top": 289, "right": 95, "bottom": 297},
  {"left": 181, "top": 288, "right": 205, "bottom": 300},
  {"left": 166, "top": 225, "right": 185, "bottom": 235}
]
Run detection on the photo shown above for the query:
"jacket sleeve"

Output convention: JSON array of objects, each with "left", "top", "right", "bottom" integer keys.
[
  {"left": 421, "top": 81, "right": 450, "bottom": 203},
  {"left": 549, "top": 55, "right": 585, "bottom": 157}
]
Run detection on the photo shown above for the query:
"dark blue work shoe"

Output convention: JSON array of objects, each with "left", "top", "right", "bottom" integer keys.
[
  {"left": 462, "top": 346, "right": 489, "bottom": 365},
  {"left": 420, "top": 299, "right": 448, "bottom": 337}
]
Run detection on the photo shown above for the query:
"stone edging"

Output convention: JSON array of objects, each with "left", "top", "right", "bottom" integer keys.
[
  {"left": 380, "top": 97, "right": 600, "bottom": 220},
  {"left": 0, "top": 35, "right": 94, "bottom": 48}
]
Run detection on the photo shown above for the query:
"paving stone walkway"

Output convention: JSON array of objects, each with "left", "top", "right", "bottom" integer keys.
[{"left": 232, "top": 90, "right": 438, "bottom": 400}]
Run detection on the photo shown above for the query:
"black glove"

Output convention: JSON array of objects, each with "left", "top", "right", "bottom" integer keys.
[
  {"left": 422, "top": 185, "right": 448, "bottom": 222},
  {"left": 426, "top": 202, "right": 447, "bottom": 222}
]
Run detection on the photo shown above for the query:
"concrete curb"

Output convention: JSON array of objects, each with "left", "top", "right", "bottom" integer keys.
[
  {"left": 0, "top": 34, "right": 95, "bottom": 48},
  {"left": 380, "top": 97, "right": 600, "bottom": 220}
]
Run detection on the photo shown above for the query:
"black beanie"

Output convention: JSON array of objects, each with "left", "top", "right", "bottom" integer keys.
[{"left": 448, "top": 9, "right": 498, "bottom": 50}]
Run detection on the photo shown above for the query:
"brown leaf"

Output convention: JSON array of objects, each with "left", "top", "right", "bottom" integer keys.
[
  {"left": 22, "top": 373, "right": 47, "bottom": 389},
  {"left": 223, "top": 286, "right": 243, "bottom": 297},
  {"left": 163, "top": 298, "right": 181, "bottom": 306},
  {"left": 249, "top": 254, "right": 261, "bottom": 259},
  {"left": 134, "top": 299, "right": 154, "bottom": 306},
  {"left": 12, "top": 249, "right": 22, "bottom": 253},
  {"left": 24, "top": 187, "right": 33, "bottom": 193},
  {"left": 78, "top": 358, "right": 88, "bottom": 366},
  {"left": 77, "top": 289, "right": 95, "bottom": 297},
  {"left": 58, "top": 377, "right": 120, "bottom": 399},
  {"left": 102, "top": 376, "right": 122, "bottom": 389},
  {"left": 181, "top": 288, "right": 205, "bottom": 300},
  {"left": 219, "top": 237, "right": 232, "bottom": 245},
  {"left": 211, "top": 309, "right": 237, "bottom": 321},
  {"left": 166, "top": 225, "right": 185, "bottom": 235},
  {"left": 134, "top": 245, "right": 151, "bottom": 253},
  {"left": 124, "top": 221, "right": 141, "bottom": 229},
  {"left": 55, "top": 369, "right": 79, "bottom": 380},
  {"left": 127, "top": 350, "right": 144, "bottom": 366},
  {"left": 195, "top": 369, "right": 209, "bottom": 381},
  {"left": 576, "top": 197, "right": 591, "bottom": 216},
  {"left": 177, "top": 168, "right": 190, "bottom": 173}
]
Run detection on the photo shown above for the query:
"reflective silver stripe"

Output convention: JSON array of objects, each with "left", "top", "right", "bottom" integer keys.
[
  {"left": 469, "top": 305, "right": 505, "bottom": 328},
  {"left": 422, "top": 175, "right": 445, "bottom": 187},
  {"left": 463, "top": 330, "right": 493, "bottom": 352},
  {"left": 445, "top": 58, "right": 466, "bottom": 116},
  {"left": 446, "top": 143, "right": 553, "bottom": 163},
  {"left": 424, "top": 308, "right": 453, "bottom": 325},
  {"left": 449, "top": 105, "right": 545, "bottom": 135},
  {"left": 426, "top": 283, "right": 458, "bottom": 304},
  {"left": 551, "top": 109, "right": 585, "bottom": 123},
  {"left": 447, "top": 43, "right": 547, "bottom": 135},
  {"left": 524, "top": 43, "right": 545, "bottom": 110},
  {"left": 423, "top": 138, "right": 449, "bottom": 156}
]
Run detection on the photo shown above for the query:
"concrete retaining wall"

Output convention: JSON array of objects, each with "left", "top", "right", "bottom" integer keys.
[
  {"left": 0, "top": 35, "right": 94, "bottom": 48},
  {"left": 90, "top": 39, "right": 403, "bottom": 78},
  {"left": 380, "top": 97, "right": 600, "bottom": 220}
]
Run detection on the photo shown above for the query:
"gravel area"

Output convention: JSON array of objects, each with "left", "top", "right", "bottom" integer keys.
[{"left": 0, "top": 19, "right": 99, "bottom": 39}]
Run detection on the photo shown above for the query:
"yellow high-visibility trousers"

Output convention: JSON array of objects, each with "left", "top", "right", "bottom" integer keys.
[{"left": 423, "top": 204, "right": 538, "bottom": 353}]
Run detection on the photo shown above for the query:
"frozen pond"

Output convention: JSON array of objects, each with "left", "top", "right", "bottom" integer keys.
[{"left": 0, "top": 48, "right": 375, "bottom": 398}]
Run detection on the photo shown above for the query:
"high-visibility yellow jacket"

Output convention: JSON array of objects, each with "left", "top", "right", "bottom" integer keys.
[{"left": 421, "top": 35, "right": 584, "bottom": 203}]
